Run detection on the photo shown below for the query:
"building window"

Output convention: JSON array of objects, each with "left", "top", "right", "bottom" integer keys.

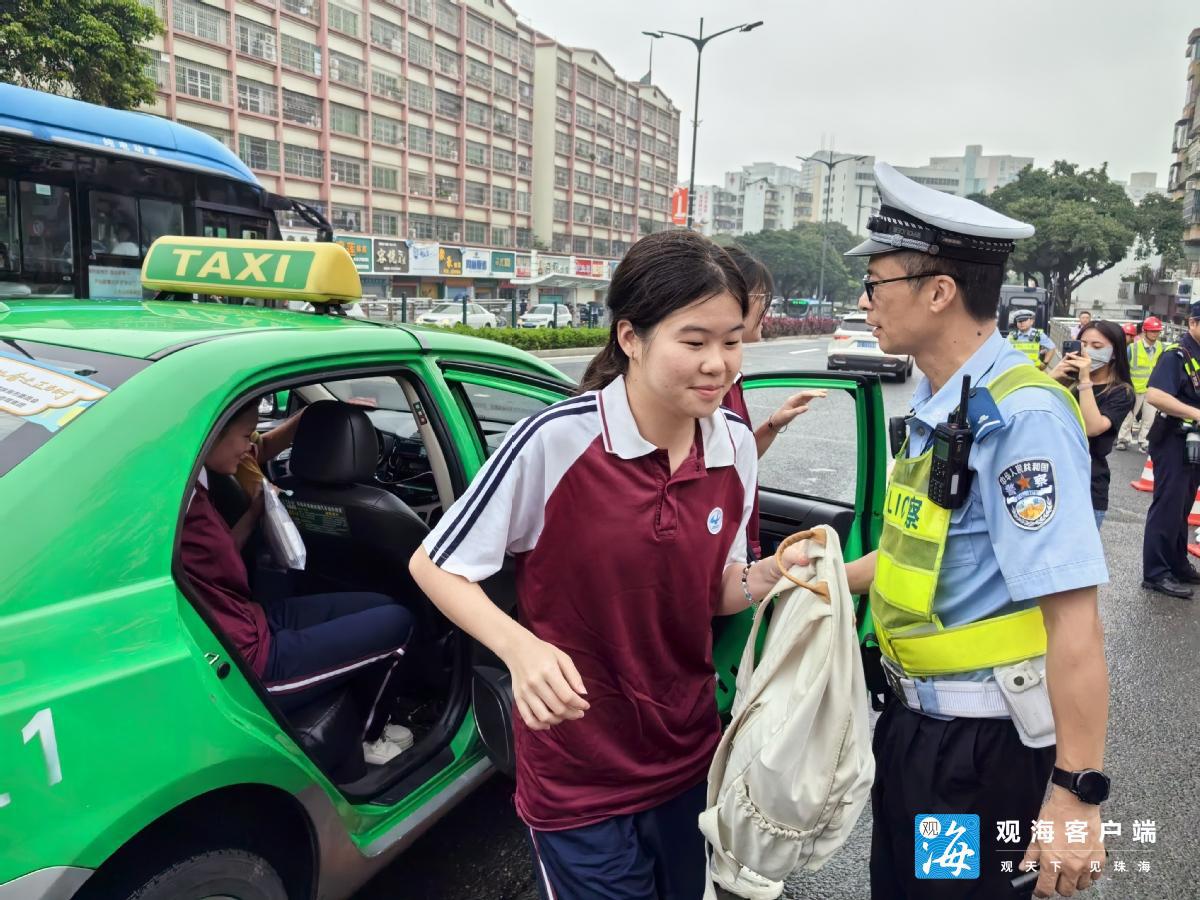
[
  {"left": 373, "top": 211, "right": 400, "bottom": 236},
  {"left": 370, "top": 15, "right": 404, "bottom": 53},
  {"left": 373, "top": 165, "right": 399, "bottom": 191},
  {"left": 576, "top": 71, "right": 595, "bottom": 98},
  {"left": 516, "top": 191, "right": 530, "bottom": 213},
  {"left": 372, "top": 114, "right": 405, "bottom": 146},
  {"left": 575, "top": 137, "right": 593, "bottom": 159},
  {"left": 407, "top": 80, "right": 432, "bottom": 111},
  {"left": 146, "top": 53, "right": 169, "bottom": 88},
  {"left": 281, "top": 0, "right": 317, "bottom": 19},
  {"left": 517, "top": 155, "right": 531, "bottom": 176},
  {"left": 492, "top": 186, "right": 511, "bottom": 210},
  {"left": 175, "top": 59, "right": 224, "bottom": 102},
  {"left": 408, "top": 172, "right": 432, "bottom": 197},
  {"left": 596, "top": 116, "right": 613, "bottom": 138},
  {"left": 554, "top": 166, "right": 569, "bottom": 188},
  {"left": 573, "top": 202, "right": 590, "bottom": 224},
  {"left": 409, "top": 212, "right": 434, "bottom": 239},
  {"left": 516, "top": 227, "right": 532, "bottom": 249},
  {"left": 466, "top": 12, "right": 490, "bottom": 46},
  {"left": 493, "top": 109, "right": 515, "bottom": 137},
  {"left": 552, "top": 232, "right": 570, "bottom": 253},
  {"left": 407, "top": 35, "right": 433, "bottom": 69},
  {"left": 491, "top": 226, "right": 510, "bottom": 247},
  {"left": 465, "top": 221, "right": 487, "bottom": 244},
  {"left": 573, "top": 236, "right": 589, "bottom": 255},
  {"left": 492, "top": 148, "right": 514, "bottom": 172},
  {"left": 465, "top": 140, "right": 489, "bottom": 167},
  {"left": 574, "top": 171, "right": 593, "bottom": 192},
  {"left": 436, "top": 217, "right": 461, "bottom": 241},
  {"left": 330, "top": 154, "right": 362, "bottom": 185},
  {"left": 555, "top": 98, "right": 571, "bottom": 122},
  {"left": 435, "top": 90, "right": 462, "bottom": 119},
  {"left": 237, "top": 78, "right": 277, "bottom": 116},
  {"left": 554, "top": 131, "right": 571, "bottom": 155},
  {"left": 593, "top": 208, "right": 611, "bottom": 227},
  {"left": 556, "top": 59, "right": 571, "bottom": 87},
  {"left": 407, "top": 124, "right": 433, "bottom": 154},
  {"left": 329, "top": 51, "right": 364, "bottom": 88},
  {"left": 494, "top": 70, "right": 515, "bottom": 99},
  {"left": 284, "top": 144, "right": 323, "bottom": 178},
  {"left": 435, "top": 46, "right": 461, "bottom": 78},
  {"left": 330, "top": 103, "right": 363, "bottom": 136},
  {"left": 408, "top": 0, "right": 431, "bottom": 20},
  {"left": 465, "top": 181, "right": 488, "bottom": 206},
  {"left": 597, "top": 80, "right": 615, "bottom": 107},
  {"left": 517, "top": 117, "right": 532, "bottom": 143},
  {"left": 518, "top": 80, "right": 532, "bottom": 107},
  {"left": 238, "top": 135, "right": 280, "bottom": 172},
  {"left": 436, "top": 175, "right": 460, "bottom": 201},
  {"left": 494, "top": 27, "right": 516, "bottom": 59},
  {"left": 175, "top": 0, "right": 229, "bottom": 44},
  {"left": 372, "top": 69, "right": 403, "bottom": 101},
  {"left": 466, "top": 59, "right": 491, "bottom": 89},
  {"left": 236, "top": 17, "right": 277, "bottom": 62},
  {"left": 332, "top": 205, "right": 366, "bottom": 233},
  {"left": 435, "top": 132, "right": 459, "bottom": 161},
  {"left": 283, "top": 90, "right": 322, "bottom": 128},
  {"left": 466, "top": 99, "right": 490, "bottom": 128},
  {"left": 593, "top": 238, "right": 610, "bottom": 257},
  {"left": 553, "top": 199, "right": 568, "bottom": 221},
  {"left": 281, "top": 34, "right": 321, "bottom": 75},
  {"left": 328, "top": 3, "right": 359, "bottom": 37},
  {"left": 594, "top": 177, "right": 612, "bottom": 197},
  {"left": 518, "top": 39, "right": 534, "bottom": 69},
  {"left": 435, "top": 0, "right": 459, "bottom": 36}
]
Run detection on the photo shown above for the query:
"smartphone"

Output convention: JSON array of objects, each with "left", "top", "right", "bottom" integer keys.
[{"left": 1062, "top": 339, "right": 1082, "bottom": 356}]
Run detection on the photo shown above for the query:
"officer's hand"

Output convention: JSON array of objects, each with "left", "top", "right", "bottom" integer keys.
[
  {"left": 1020, "top": 787, "right": 1104, "bottom": 897},
  {"left": 771, "top": 390, "right": 827, "bottom": 430},
  {"left": 502, "top": 632, "right": 590, "bottom": 732}
]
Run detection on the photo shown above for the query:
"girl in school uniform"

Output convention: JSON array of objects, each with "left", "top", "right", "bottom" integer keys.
[{"left": 409, "top": 231, "right": 807, "bottom": 899}]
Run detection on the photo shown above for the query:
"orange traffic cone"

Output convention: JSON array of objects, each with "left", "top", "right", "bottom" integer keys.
[
  {"left": 1131, "top": 456, "right": 1154, "bottom": 492},
  {"left": 1189, "top": 489, "right": 1200, "bottom": 526},
  {"left": 1189, "top": 527, "right": 1200, "bottom": 559}
]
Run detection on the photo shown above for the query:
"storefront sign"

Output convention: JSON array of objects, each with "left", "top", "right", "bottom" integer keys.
[
  {"left": 372, "top": 239, "right": 410, "bottom": 273},
  {"left": 462, "top": 248, "right": 490, "bottom": 276},
  {"left": 538, "top": 255, "right": 571, "bottom": 276},
  {"left": 515, "top": 254, "right": 532, "bottom": 278},
  {"left": 438, "top": 247, "right": 463, "bottom": 276},
  {"left": 409, "top": 241, "right": 440, "bottom": 276},
  {"left": 334, "top": 236, "right": 372, "bottom": 273},
  {"left": 491, "top": 252, "right": 515, "bottom": 276}
]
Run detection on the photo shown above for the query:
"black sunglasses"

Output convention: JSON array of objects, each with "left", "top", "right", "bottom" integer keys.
[{"left": 862, "top": 272, "right": 958, "bottom": 302}]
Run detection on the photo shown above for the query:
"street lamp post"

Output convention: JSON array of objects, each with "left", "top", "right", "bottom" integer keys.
[
  {"left": 797, "top": 153, "right": 867, "bottom": 302},
  {"left": 644, "top": 19, "right": 763, "bottom": 230}
]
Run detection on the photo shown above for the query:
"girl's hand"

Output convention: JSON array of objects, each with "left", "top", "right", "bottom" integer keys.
[
  {"left": 1049, "top": 357, "right": 1076, "bottom": 382},
  {"left": 502, "top": 633, "right": 590, "bottom": 731},
  {"left": 770, "top": 390, "right": 827, "bottom": 431},
  {"left": 1065, "top": 352, "right": 1092, "bottom": 378}
]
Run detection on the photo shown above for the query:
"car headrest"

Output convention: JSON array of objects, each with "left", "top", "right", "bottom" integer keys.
[{"left": 289, "top": 400, "right": 377, "bottom": 485}]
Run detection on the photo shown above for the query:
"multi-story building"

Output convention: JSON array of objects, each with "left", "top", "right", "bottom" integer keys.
[
  {"left": 140, "top": 0, "right": 679, "bottom": 301},
  {"left": 688, "top": 163, "right": 812, "bottom": 236},
  {"left": 1169, "top": 27, "right": 1200, "bottom": 276},
  {"left": 531, "top": 41, "right": 680, "bottom": 259},
  {"left": 689, "top": 185, "right": 740, "bottom": 236}
]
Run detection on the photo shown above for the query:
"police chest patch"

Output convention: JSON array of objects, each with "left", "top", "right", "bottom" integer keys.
[{"left": 997, "top": 459, "right": 1056, "bottom": 530}]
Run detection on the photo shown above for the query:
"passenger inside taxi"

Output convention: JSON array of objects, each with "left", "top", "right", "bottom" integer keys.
[{"left": 181, "top": 399, "right": 417, "bottom": 768}]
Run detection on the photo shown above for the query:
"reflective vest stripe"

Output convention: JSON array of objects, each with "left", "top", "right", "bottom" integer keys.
[
  {"left": 880, "top": 606, "right": 1049, "bottom": 677},
  {"left": 1129, "top": 340, "right": 1162, "bottom": 394}
]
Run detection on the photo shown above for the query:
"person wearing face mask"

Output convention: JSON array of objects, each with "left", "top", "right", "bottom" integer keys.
[{"left": 1050, "top": 321, "right": 1136, "bottom": 528}]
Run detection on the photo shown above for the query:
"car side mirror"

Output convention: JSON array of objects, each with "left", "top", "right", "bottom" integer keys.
[{"left": 471, "top": 665, "right": 516, "bottom": 778}]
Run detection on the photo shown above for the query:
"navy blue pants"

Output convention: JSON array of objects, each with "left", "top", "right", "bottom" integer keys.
[
  {"left": 528, "top": 781, "right": 707, "bottom": 900},
  {"left": 262, "top": 592, "right": 413, "bottom": 725},
  {"left": 1142, "top": 433, "right": 1200, "bottom": 581}
]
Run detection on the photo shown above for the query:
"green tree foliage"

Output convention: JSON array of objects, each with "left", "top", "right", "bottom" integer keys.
[
  {"left": 1132, "top": 192, "right": 1186, "bottom": 270},
  {"left": 0, "top": 0, "right": 162, "bottom": 110},
  {"left": 723, "top": 222, "right": 867, "bottom": 306},
  {"left": 979, "top": 161, "right": 1183, "bottom": 315}
]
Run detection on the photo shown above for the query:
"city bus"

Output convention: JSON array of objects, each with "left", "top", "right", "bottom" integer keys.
[{"left": 0, "top": 83, "right": 329, "bottom": 300}]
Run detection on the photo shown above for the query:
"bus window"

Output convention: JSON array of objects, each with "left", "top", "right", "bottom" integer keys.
[
  {"left": 0, "top": 181, "right": 14, "bottom": 272},
  {"left": 139, "top": 198, "right": 185, "bottom": 252},
  {"left": 202, "top": 210, "right": 229, "bottom": 239},
  {"left": 19, "top": 182, "right": 73, "bottom": 276},
  {"left": 90, "top": 193, "right": 184, "bottom": 260}
]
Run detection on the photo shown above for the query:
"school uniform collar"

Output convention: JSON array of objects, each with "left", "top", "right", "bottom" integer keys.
[
  {"left": 910, "top": 329, "right": 1010, "bottom": 432},
  {"left": 597, "top": 375, "right": 737, "bottom": 468}
]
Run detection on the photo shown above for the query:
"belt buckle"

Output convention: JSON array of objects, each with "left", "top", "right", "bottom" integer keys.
[{"left": 883, "top": 664, "right": 908, "bottom": 705}]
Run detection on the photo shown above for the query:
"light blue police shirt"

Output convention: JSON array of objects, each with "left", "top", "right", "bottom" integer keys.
[
  {"left": 1008, "top": 328, "right": 1055, "bottom": 353},
  {"left": 903, "top": 330, "right": 1109, "bottom": 696}
]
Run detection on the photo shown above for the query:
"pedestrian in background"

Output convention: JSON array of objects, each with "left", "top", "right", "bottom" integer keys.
[
  {"left": 1050, "top": 320, "right": 1135, "bottom": 528},
  {"left": 1071, "top": 310, "right": 1092, "bottom": 339},
  {"left": 1118, "top": 316, "right": 1165, "bottom": 452}
]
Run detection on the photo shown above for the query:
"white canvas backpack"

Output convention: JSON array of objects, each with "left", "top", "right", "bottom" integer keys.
[{"left": 699, "top": 526, "right": 875, "bottom": 899}]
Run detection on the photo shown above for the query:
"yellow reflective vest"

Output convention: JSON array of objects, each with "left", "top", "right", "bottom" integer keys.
[{"left": 1129, "top": 339, "right": 1164, "bottom": 394}]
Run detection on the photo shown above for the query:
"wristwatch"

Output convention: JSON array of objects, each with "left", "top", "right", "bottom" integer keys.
[{"left": 1051, "top": 767, "right": 1111, "bottom": 805}]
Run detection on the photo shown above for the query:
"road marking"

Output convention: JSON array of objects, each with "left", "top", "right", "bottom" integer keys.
[{"left": 789, "top": 348, "right": 823, "bottom": 355}]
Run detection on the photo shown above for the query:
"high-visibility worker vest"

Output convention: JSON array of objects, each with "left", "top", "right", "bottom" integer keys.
[
  {"left": 869, "top": 365, "right": 1085, "bottom": 678},
  {"left": 1008, "top": 328, "right": 1044, "bottom": 364},
  {"left": 1129, "top": 339, "right": 1164, "bottom": 394}
]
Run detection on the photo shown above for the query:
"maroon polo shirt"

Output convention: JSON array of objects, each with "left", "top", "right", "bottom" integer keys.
[
  {"left": 181, "top": 479, "right": 271, "bottom": 675},
  {"left": 424, "top": 376, "right": 757, "bottom": 830},
  {"left": 722, "top": 377, "right": 762, "bottom": 560}
]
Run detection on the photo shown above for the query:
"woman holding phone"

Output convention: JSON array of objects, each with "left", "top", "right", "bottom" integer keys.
[{"left": 1050, "top": 319, "right": 1136, "bottom": 527}]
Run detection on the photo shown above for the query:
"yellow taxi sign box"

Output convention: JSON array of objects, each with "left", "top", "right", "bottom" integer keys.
[{"left": 141, "top": 236, "right": 362, "bottom": 304}]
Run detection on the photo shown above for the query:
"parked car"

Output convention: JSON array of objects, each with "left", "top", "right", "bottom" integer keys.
[
  {"left": 518, "top": 303, "right": 573, "bottom": 328},
  {"left": 826, "top": 313, "right": 914, "bottom": 381},
  {"left": 418, "top": 301, "right": 497, "bottom": 328},
  {"left": 0, "top": 235, "right": 889, "bottom": 900}
]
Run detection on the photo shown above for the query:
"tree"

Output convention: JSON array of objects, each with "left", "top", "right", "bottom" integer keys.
[
  {"left": 727, "top": 222, "right": 867, "bottom": 306},
  {"left": 0, "top": 0, "right": 162, "bottom": 110},
  {"left": 978, "top": 161, "right": 1158, "bottom": 316},
  {"left": 1132, "top": 192, "right": 1186, "bottom": 270}
]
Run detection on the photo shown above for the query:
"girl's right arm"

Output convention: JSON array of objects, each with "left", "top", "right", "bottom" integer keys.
[{"left": 409, "top": 548, "right": 589, "bottom": 731}]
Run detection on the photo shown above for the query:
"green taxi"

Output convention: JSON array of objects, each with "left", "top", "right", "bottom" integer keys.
[{"left": 0, "top": 237, "right": 885, "bottom": 899}]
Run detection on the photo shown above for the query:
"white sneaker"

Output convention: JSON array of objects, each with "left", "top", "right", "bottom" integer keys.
[
  {"left": 1139, "top": 442, "right": 1149, "bottom": 453},
  {"left": 363, "top": 737, "right": 406, "bottom": 766},
  {"left": 382, "top": 723, "right": 414, "bottom": 750}
]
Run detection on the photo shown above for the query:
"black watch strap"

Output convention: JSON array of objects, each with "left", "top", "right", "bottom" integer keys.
[{"left": 1051, "top": 766, "right": 1111, "bottom": 805}]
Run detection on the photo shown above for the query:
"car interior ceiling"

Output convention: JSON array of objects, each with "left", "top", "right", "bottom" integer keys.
[{"left": 203, "top": 371, "right": 471, "bottom": 799}]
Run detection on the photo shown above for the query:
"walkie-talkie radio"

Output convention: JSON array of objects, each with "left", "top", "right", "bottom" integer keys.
[{"left": 928, "top": 376, "right": 974, "bottom": 509}]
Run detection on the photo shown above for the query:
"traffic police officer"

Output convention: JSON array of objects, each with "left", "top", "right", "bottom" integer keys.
[
  {"left": 843, "top": 163, "right": 1111, "bottom": 899},
  {"left": 1140, "top": 302, "right": 1200, "bottom": 598},
  {"left": 1009, "top": 310, "right": 1055, "bottom": 368},
  {"left": 1118, "top": 316, "right": 1165, "bottom": 452}
]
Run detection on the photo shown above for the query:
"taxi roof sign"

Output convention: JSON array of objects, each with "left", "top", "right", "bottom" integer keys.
[{"left": 141, "top": 236, "right": 362, "bottom": 304}]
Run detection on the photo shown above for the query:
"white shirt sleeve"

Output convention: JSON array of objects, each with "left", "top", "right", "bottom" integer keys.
[{"left": 724, "top": 422, "right": 759, "bottom": 568}]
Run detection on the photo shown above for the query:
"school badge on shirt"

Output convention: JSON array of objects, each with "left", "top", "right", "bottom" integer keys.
[{"left": 998, "top": 459, "right": 1056, "bottom": 530}]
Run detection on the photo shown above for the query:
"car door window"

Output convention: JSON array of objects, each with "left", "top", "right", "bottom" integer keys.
[{"left": 442, "top": 367, "right": 571, "bottom": 463}]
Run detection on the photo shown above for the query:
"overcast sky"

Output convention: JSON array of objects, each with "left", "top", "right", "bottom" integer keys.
[{"left": 516, "top": 0, "right": 1197, "bottom": 187}]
